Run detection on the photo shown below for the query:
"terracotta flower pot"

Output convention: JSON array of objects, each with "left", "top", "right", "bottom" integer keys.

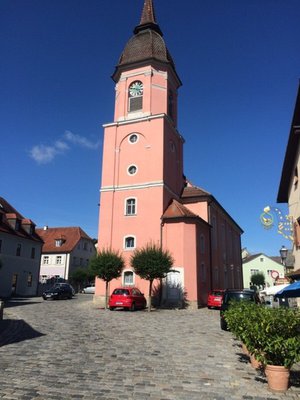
[{"left": 265, "top": 364, "right": 290, "bottom": 392}]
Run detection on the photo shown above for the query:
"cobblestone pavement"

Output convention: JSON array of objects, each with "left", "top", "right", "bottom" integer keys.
[{"left": 0, "top": 295, "right": 299, "bottom": 400}]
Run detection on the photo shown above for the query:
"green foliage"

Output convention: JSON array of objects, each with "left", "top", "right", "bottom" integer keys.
[
  {"left": 69, "top": 267, "right": 93, "bottom": 292},
  {"left": 224, "top": 303, "right": 300, "bottom": 368},
  {"left": 251, "top": 272, "right": 265, "bottom": 287},
  {"left": 89, "top": 249, "right": 124, "bottom": 282},
  {"left": 130, "top": 243, "right": 174, "bottom": 282},
  {"left": 131, "top": 243, "right": 174, "bottom": 312},
  {"left": 89, "top": 249, "right": 124, "bottom": 309}
]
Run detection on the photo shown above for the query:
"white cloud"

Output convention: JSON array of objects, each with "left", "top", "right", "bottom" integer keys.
[
  {"left": 30, "top": 130, "right": 100, "bottom": 164},
  {"left": 64, "top": 130, "right": 100, "bottom": 149},
  {"left": 30, "top": 145, "right": 60, "bottom": 164}
]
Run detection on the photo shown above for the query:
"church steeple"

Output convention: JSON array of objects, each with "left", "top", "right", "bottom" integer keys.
[
  {"left": 112, "top": 0, "right": 180, "bottom": 85},
  {"left": 134, "top": 0, "right": 163, "bottom": 36}
]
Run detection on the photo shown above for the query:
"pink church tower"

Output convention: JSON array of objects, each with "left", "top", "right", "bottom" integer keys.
[{"left": 95, "top": 0, "right": 243, "bottom": 308}]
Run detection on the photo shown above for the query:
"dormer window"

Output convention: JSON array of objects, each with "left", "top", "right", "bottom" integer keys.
[
  {"left": 55, "top": 239, "right": 63, "bottom": 247},
  {"left": 128, "top": 81, "right": 143, "bottom": 112}
]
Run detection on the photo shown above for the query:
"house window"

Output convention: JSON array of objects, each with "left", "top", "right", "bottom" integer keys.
[
  {"left": 200, "top": 234, "right": 205, "bottom": 254},
  {"left": 56, "top": 256, "right": 62, "bottom": 264},
  {"left": 128, "top": 81, "right": 143, "bottom": 112},
  {"left": 124, "top": 236, "right": 135, "bottom": 250},
  {"left": 73, "top": 257, "right": 77, "bottom": 265},
  {"left": 16, "top": 243, "right": 21, "bottom": 257},
  {"left": 31, "top": 247, "right": 35, "bottom": 259},
  {"left": 55, "top": 239, "right": 63, "bottom": 247},
  {"left": 27, "top": 273, "right": 32, "bottom": 287},
  {"left": 168, "top": 90, "right": 174, "bottom": 119},
  {"left": 129, "top": 133, "right": 139, "bottom": 144},
  {"left": 125, "top": 198, "right": 136, "bottom": 215},
  {"left": 127, "top": 165, "right": 137, "bottom": 175},
  {"left": 250, "top": 269, "right": 259, "bottom": 275},
  {"left": 123, "top": 270, "right": 134, "bottom": 286},
  {"left": 260, "top": 257, "right": 264, "bottom": 262},
  {"left": 83, "top": 242, "right": 88, "bottom": 251},
  {"left": 43, "top": 256, "right": 49, "bottom": 264}
]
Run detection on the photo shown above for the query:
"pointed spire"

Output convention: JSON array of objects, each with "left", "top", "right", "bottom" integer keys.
[
  {"left": 139, "top": 0, "right": 157, "bottom": 25},
  {"left": 134, "top": 0, "right": 163, "bottom": 36}
]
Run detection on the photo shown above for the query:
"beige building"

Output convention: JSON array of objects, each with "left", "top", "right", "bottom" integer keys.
[
  {"left": 278, "top": 83, "right": 300, "bottom": 277},
  {"left": 36, "top": 226, "right": 96, "bottom": 282},
  {"left": 0, "top": 197, "right": 43, "bottom": 298}
]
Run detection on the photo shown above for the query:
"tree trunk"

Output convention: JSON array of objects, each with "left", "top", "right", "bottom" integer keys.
[
  {"left": 148, "top": 280, "right": 153, "bottom": 312},
  {"left": 105, "top": 281, "right": 108, "bottom": 309}
]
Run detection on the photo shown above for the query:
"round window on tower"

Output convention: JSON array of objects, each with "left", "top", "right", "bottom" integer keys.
[
  {"left": 127, "top": 165, "right": 137, "bottom": 175},
  {"left": 128, "top": 133, "right": 139, "bottom": 144}
]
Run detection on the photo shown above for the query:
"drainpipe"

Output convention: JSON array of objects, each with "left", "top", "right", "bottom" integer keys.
[{"left": 208, "top": 200, "right": 213, "bottom": 292}]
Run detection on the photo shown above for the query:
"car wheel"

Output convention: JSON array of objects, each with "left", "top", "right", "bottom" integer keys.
[
  {"left": 130, "top": 303, "right": 136, "bottom": 312},
  {"left": 220, "top": 318, "right": 227, "bottom": 331}
]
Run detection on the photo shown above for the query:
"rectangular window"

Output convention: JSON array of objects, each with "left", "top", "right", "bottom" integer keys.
[
  {"left": 55, "top": 239, "right": 62, "bottom": 247},
  {"left": 27, "top": 273, "right": 32, "bottom": 287},
  {"left": 126, "top": 199, "right": 136, "bottom": 215},
  {"left": 31, "top": 247, "right": 35, "bottom": 259},
  {"left": 125, "top": 237, "right": 135, "bottom": 249},
  {"left": 83, "top": 242, "right": 88, "bottom": 250},
  {"left": 250, "top": 269, "right": 259, "bottom": 275},
  {"left": 43, "top": 256, "right": 49, "bottom": 264},
  {"left": 16, "top": 243, "right": 21, "bottom": 256},
  {"left": 129, "top": 96, "right": 142, "bottom": 112},
  {"left": 56, "top": 256, "right": 62, "bottom": 264}
]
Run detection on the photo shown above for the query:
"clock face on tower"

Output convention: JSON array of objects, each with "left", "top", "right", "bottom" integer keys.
[{"left": 129, "top": 81, "right": 143, "bottom": 97}]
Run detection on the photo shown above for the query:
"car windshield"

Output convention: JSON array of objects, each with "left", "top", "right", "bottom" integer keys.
[
  {"left": 212, "top": 290, "right": 223, "bottom": 296},
  {"left": 225, "top": 292, "right": 253, "bottom": 302},
  {"left": 113, "top": 289, "right": 129, "bottom": 295}
]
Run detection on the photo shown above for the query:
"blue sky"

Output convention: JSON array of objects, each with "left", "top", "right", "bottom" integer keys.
[{"left": 1, "top": 0, "right": 300, "bottom": 256}]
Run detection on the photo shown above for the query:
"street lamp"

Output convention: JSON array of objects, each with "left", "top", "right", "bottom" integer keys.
[{"left": 279, "top": 245, "right": 288, "bottom": 275}]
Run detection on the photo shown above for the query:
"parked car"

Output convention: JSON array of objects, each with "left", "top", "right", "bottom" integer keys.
[
  {"left": 207, "top": 289, "right": 224, "bottom": 309},
  {"left": 82, "top": 284, "right": 95, "bottom": 294},
  {"left": 220, "top": 289, "right": 260, "bottom": 330},
  {"left": 42, "top": 283, "right": 74, "bottom": 300},
  {"left": 108, "top": 287, "right": 147, "bottom": 311}
]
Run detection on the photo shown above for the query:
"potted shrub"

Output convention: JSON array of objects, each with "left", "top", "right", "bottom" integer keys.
[{"left": 252, "top": 307, "right": 300, "bottom": 392}]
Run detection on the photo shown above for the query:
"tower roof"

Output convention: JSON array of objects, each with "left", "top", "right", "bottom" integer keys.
[{"left": 112, "top": 0, "right": 180, "bottom": 84}]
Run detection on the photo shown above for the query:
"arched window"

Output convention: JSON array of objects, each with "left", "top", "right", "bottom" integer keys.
[
  {"left": 125, "top": 198, "right": 136, "bottom": 216},
  {"left": 124, "top": 236, "right": 135, "bottom": 250},
  {"left": 123, "top": 270, "right": 134, "bottom": 286},
  {"left": 128, "top": 81, "right": 143, "bottom": 112}
]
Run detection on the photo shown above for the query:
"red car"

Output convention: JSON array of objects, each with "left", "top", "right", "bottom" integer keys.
[
  {"left": 109, "top": 287, "right": 147, "bottom": 311},
  {"left": 207, "top": 289, "right": 224, "bottom": 309}
]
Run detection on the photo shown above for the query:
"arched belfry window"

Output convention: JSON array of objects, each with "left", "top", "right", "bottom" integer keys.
[{"left": 128, "top": 81, "right": 143, "bottom": 112}]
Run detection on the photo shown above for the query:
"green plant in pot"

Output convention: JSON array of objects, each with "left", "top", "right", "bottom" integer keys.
[{"left": 251, "top": 307, "right": 300, "bottom": 392}]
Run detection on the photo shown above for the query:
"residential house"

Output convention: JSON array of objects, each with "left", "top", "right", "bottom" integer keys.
[
  {"left": 95, "top": 0, "right": 243, "bottom": 309},
  {"left": 242, "top": 253, "right": 285, "bottom": 289},
  {"left": 277, "top": 83, "right": 300, "bottom": 272},
  {"left": 36, "top": 226, "right": 96, "bottom": 282},
  {"left": 0, "top": 197, "right": 43, "bottom": 297}
]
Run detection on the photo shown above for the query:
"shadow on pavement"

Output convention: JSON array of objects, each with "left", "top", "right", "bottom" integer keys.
[
  {"left": 0, "top": 319, "right": 45, "bottom": 347},
  {"left": 3, "top": 297, "right": 42, "bottom": 308}
]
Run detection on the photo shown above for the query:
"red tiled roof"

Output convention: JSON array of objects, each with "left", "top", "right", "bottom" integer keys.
[
  {"left": 163, "top": 199, "right": 198, "bottom": 219},
  {"left": 36, "top": 227, "right": 93, "bottom": 253},
  {"left": 0, "top": 197, "right": 43, "bottom": 242}
]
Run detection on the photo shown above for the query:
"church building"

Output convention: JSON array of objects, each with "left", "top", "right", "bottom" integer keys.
[{"left": 95, "top": 0, "right": 243, "bottom": 309}]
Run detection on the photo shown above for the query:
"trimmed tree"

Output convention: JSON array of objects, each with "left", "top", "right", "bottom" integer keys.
[
  {"left": 251, "top": 272, "right": 265, "bottom": 289},
  {"left": 89, "top": 249, "right": 124, "bottom": 309},
  {"left": 130, "top": 243, "right": 174, "bottom": 312},
  {"left": 69, "top": 268, "right": 93, "bottom": 293}
]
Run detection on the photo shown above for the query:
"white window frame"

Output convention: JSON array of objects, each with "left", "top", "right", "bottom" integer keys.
[
  {"left": 124, "top": 235, "right": 136, "bottom": 250},
  {"left": 123, "top": 270, "right": 135, "bottom": 286},
  {"left": 125, "top": 197, "right": 137, "bottom": 216},
  {"left": 56, "top": 256, "right": 62, "bottom": 265},
  {"left": 43, "top": 256, "right": 49, "bottom": 265},
  {"left": 128, "top": 133, "right": 139, "bottom": 144},
  {"left": 127, "top": 164, "right": 138, "bottom": 176}
]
